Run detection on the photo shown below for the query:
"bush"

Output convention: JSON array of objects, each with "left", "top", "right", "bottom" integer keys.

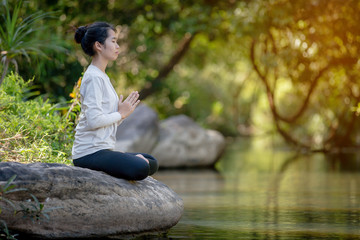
[{"left": 0, "top": 73, "right": 75, "bottom": 164}]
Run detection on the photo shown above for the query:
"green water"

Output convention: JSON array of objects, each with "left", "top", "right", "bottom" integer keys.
[{"left": 154, "top": 138, "right": 360, "bottom": 239}]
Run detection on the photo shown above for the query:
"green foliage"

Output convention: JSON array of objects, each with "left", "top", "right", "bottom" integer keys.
[
  {"left": 0, "top": 73, "right": 74, "bottom": 164},
  {"left": 0, "top": 175, "right": 26, "bottom": 214},
  {"left": 7, "top": 0, "right": 237, "bottom": 100},
  {"left": 17, "top": 193, "right": 61, "bottom": 223},
  {"left": 238, "top": 0, "right": 360, "bottom": 150},
  {"left": 0, "top": 175, "right": 26, "bottom": 239},
  {"left": 0, "top": 220, "right": 17, "bottom": 240},
  {"left": 0, "top": 0, "right": 49, "bottom": 59},
  {"left": 0, "top": 175, "right": 59, "bottom": 240},
  {"left": 351, "top": 103, "right": 360, "bottom": 116},
  {"left": 1, "top": 0, "right": 359, "bottom": 150},
  {"left": 0, "top": 0, "right": 66, "bottom": 86}
]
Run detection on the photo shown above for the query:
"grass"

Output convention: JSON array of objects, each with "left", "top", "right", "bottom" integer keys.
[{"left": 0, "top": 73, "right": 79, "bottom": 164}]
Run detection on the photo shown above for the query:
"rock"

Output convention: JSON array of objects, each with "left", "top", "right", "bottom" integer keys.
[
  {"left": 0, "top": 162, "right": 183, "bottom": 239},
  {"left": 151, "top": 115, "right": 226, "bottom": 168},
  {"left": 115, "top": 104, "right": 159, "bottom": 153},
  {"left": 113, "top": 105, "right": 227, "bottom": 168}
]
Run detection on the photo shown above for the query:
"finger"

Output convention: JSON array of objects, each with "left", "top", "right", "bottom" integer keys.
[
  {"left": 128, "top": 91, "right": 139, "bottom": 105},
  {"left": 119, "top": 95, "right": 123, "bottom": 102},
  {"left": 131, "top": 92, "right": 139, "bottom": 105},
  {"left": 133, "top": 99, "right": 140, "bottom": 108},
  {"left": 130, "top": 100, "right": 140, "bottom": 110},
  {"left": 125, "top": 91, "right": 136, "bottom": 103}
]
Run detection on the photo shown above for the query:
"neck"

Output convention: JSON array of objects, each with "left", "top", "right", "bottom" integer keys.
[{"left": 91, "top": 55, "right": 108, "bottom": 73}]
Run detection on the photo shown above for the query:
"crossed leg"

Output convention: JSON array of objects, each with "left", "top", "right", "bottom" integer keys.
[{"left": 73, "top": 150, "right": 159, "bottom": 180}]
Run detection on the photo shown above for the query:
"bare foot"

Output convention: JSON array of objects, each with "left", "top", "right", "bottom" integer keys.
[{"left": 136, "top": 154, "right": 149, "bottom": 164}]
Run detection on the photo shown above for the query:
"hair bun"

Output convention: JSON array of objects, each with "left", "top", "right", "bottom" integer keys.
[{"left": 74, "top": 26, "right": 87, "bottom": 44}]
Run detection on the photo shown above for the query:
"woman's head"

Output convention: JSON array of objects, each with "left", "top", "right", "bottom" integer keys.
[{"left": 74, "top": 22, "right": 116, "bottom": 57}]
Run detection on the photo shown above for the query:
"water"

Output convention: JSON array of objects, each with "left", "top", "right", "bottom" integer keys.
[{"left": 153, "top": 137, "right": 360, "bottom": 239}]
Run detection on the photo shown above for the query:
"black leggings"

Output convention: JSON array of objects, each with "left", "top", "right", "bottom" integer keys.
[{"left": 73, "top": 149, "right": 159, "bottom": 180}]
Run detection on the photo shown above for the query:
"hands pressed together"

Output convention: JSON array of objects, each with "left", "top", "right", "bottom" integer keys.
[
  {"left": 118, "top": 91, "right": 140, "bottom": 119},
  {"left": 117, "top": 91, "right": 149, "bottom": 164}
]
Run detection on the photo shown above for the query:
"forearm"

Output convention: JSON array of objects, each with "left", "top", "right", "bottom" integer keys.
[{"left": 86, "top": 111, "right": 122, "bottom": 130}]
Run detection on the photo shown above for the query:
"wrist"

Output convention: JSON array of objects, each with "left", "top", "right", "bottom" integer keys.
[{"left": 117, "top": 111, "right": 124, "bottom": 119}]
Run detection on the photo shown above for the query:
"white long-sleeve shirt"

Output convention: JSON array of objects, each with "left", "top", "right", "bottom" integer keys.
[{"left": 72, "top": 65, "right": 123, "bottom": 159}]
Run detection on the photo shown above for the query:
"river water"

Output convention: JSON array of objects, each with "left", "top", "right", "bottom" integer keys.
[{"left": 153, "top": 137, "right": 360, "bottom": 239}]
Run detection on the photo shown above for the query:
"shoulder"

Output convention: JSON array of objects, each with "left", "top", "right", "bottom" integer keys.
[{"left": 82, "top": 66, "right": 106, "bottom": 85}]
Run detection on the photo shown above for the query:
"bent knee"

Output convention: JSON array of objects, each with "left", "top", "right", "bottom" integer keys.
[
  {"left": 125, "top": 162, "right": 150, "bottom": 180},
  {"left": 148, "top": 159, "right": 159, "bottom": 176}
]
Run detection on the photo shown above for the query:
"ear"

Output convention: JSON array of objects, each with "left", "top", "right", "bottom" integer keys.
[{"left": 94, "top": 41, "right": 103, "bottom": 52}]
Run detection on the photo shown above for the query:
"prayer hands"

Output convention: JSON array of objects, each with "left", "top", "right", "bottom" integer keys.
[{"left": 118, "top": 91, "right": 140, "bottom": 119}]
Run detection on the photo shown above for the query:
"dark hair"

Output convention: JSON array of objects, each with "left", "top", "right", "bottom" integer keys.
[{"left": 74, "top": 22, "right": 115, "bottom": 56}]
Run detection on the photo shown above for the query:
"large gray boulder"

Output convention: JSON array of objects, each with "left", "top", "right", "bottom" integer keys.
[
  {"left": 114, "top": 104, "right": 226, "bottom": 168},
  {"left": 115, "top": 104, "right": 159, "bottom": 153},
  {"left": 0, "top": 162, "right": 183, "bottom": 239},
  {"left": 151, "top": 115, "right": 226, "bottom": 168}
]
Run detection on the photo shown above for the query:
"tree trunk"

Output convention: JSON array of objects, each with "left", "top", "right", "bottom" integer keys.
[
  {"left": 0, "top": 58, "right": 10, "bottom": 86},
  {"left": 139, "top": 32, "right": 197, "bottom": 100}
]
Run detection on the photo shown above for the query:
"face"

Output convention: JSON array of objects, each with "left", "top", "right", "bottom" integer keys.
[{"left": 97, "top": 29, "right": 120, "bottom": 61}]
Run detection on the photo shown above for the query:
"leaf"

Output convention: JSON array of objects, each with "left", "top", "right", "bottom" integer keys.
[
  {"left": 2, "top": 174, "right": 16, "bottom": 191},
  {"left": 0, "top": 0, "right": 61, "bottom": 71},
  {"left": 2, "top": 198, "right": 16, "bottom": 210},
  {"left": 43, "top": 206, "right": 63, "bottom": 213},
  {"left": 4, "top": 187, "right": 27, "bottom": 194},
  {"left": 42, "top": 212, "right": 50, "bottom": 220}
]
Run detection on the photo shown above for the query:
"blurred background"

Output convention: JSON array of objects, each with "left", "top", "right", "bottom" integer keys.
[
  {"left": 2, "top": 0, "right": 360, "bottom": 150},
  {"left": 1, "top": 0, "right": 360, "bottom": 239}
]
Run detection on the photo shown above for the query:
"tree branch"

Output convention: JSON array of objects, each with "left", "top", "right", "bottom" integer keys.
[
  {"left": 139, "top": 32, "right": 197, "bottom": 100},
  {"left": 251, "top": 38, "right": 328, "bottom": 124}
]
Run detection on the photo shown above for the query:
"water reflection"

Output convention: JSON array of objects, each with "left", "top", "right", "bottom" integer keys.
[{"left": 153, "top": 138, "right": 360, "bottom": 240}]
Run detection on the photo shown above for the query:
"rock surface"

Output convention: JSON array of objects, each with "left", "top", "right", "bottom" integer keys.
[
  {"left": 114, "top": 104, "right": 226, "bottom": 168},
  {"left": 115, "top": 104, "right": 159, "bottom": 153},
  {"left": 0, "top": 162, "right": 183, "bottom": 239},
  {"left": 151, "top": 115, "right": 226, "bottom": 168}
]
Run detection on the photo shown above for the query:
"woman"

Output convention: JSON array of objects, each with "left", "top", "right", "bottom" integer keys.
[{"left": 72, "top": 22, "right": 158, "bottom": 180}]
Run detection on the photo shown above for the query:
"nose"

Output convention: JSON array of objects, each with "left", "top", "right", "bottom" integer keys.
[{"left": 116, "top": 43, "right": 120, "bottom": 49}]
